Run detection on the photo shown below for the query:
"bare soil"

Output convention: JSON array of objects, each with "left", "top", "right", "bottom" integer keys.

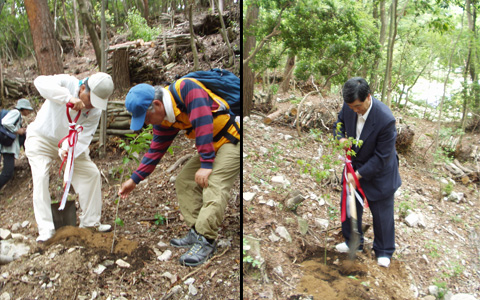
[{"left": 243, "top": 93, "right": 480, "bottom": 299}]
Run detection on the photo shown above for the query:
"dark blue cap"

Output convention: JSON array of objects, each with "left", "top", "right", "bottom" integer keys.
[{"left": 125, "top": 83, "right": 155, "bottom": 130}]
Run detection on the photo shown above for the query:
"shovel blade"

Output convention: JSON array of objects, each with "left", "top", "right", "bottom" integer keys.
[{"left": 348, "top": 218, "right": 361, "bottom": 260}]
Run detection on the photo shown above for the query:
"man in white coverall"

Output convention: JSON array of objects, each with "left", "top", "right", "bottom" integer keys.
[{"left": 25, "top": 72, "right": 114, "bottom": 242}]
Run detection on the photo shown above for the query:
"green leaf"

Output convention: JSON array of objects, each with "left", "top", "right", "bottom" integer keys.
[{"left": 115, "top": 217, "right": 124, "bottom": 227}]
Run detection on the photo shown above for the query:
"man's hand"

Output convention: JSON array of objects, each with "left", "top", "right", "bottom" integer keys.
[
  {"left": 195, "top": 168, "right": 212, "bottom": 188},
  {"left": 118, "top": 179, "right": 137, "bottom": 199},
  {"left": 16, "top": 128, "right": 26, "bottom": 135},
  {"left": 69, "top": 97, "right": 85, "bottom": 111},
  {"left": 58, "top": 149, "right": 67, "bottom": 160},
  {"left": 347, "top": 172, "right": 357, "bottom": 190}
]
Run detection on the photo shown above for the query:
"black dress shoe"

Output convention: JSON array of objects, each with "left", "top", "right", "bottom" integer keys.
[
  {"left": 179, "top": 234, "right": 216, "bottom": 267},
  {"left": 170, "top": 228, "right": 198, "bottom": 248}
]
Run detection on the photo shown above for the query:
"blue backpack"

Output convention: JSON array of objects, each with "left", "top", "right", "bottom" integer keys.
[
  {"left": 0, "top": 109, "right": 20, "bottom": 147},
  {"left": 169, "top": 68, "right": 241, "bottom": 116}
]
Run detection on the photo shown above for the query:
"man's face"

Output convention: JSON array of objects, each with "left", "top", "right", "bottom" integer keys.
[
  {"left": 144, "top": 100, "right": 166, "bottom": 126},
  {"left": 347, "top": 95, "right": 371, "bottom": 115},
  {"left": 79, "top": 85, "right": 94, "bottom": 109}
]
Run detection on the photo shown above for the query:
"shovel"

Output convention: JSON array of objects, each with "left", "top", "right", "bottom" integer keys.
[{"left": 348, "top": 182, "right": 361, "bottom": 260}]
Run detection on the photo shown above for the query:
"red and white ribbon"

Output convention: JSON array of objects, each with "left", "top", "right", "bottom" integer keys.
[
  {"left": 339, "top": 149, "right": 368, "bottom": 222},
  {"left": 57, "top": 103, "right": 83, "bottom": 210}
]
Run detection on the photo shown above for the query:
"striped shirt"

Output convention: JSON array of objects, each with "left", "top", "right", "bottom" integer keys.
[{"left": 131, "top": 80, "right": 219, "bottom": 184}]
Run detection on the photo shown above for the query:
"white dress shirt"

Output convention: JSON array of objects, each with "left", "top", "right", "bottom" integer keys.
[{"left": 356, "top": 97, "right": 373, "bottom": 142}]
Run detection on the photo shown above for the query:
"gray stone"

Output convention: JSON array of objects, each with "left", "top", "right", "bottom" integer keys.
[
  {"left": 184, "top": 278, "right": 195, "bottom": 285},
  {"left": 297, "top": 218, "right": 309, "bottom": 235},
  {"left": 268, "top": 233, "right": 280, "bottom": 242},
  {"left": 188, "top": 284, "right": 197, "bottom": 295},
  {"left": 315, "top": 218, "right": 329, "bottom": 230},
  {"left": 451, "top": 294, "right": 477, "bottom": 300},
  {"left": 0, "top": 229, "right": 11, "bottom": 240},
  {"left": 243, "top": 192, "right": 256, "bottom": 202},
  {"left": 428, "top": 285, "right": 439, "bottom": 297},
  {"left": 0, "top": 292, "right": 10, "bottom": 300},
  {"left": 93, "top": 265, "right": 106, "bottom": 275},
  {"left": 275, "top": 226, "right": 292, "bottom": 243},
  {"left": 157, "top": 250, "right": 172, "bottom": 262},
  {"left": 115, "top": 259, "right": 130, "bottom": 268}
]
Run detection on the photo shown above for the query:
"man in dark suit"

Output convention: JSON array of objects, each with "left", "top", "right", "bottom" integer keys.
[{"left": 333, "top": 77, "right": 402, "bottom": 268}]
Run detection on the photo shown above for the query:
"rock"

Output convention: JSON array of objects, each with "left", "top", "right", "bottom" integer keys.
[
  {"left": 405, "top": 213, "right": 421, "bottom": 227},
  {"left": 275, "top": 226, "right": 292, "bottom": 243},
  {"left": 284, "top": 135, "right": 293, "bottom": 140},
  {"left": 0, "top": 292, "right": 11, "bottom": 300},
  {"left": 243, "top": 192, "right": 256, "bottom": 201},
  {"left": 188, "top": 284, "right": 197, "bottom": 295},
  {"left": 0, "top": 229, "right": 12, "bottom": 240},
  {"left": 21, "top": 221, "right": 29, "bottom": 228},
  {"left": 102, "top": 260, "right": 114, "bottom": 267},
  {"left": 115, "top": 259, "right": 130, "bottom": 268},
  {"left": 93, "top": 264, "right": 106, "bottom": 275},
  {"left": 0, "top": 240, "right": 30, "bottom": 263},
  {"left": 171, "top": 285, "right": 182, "bottom": 294},
  {"left": 156, "top": 241, "right": 168, "bottom": 249},
  {"left": 265, "top": 199, "right": 276, "bottom": 207},
  {"left": 422, "top": 296, "right": 436, "bottom": 300},
  {"left": 184, "top": 278, "right": 195, "bottom": 285},
  {"left": 268, "top": 233, "right": 280, "bottom": 242},
  {"left": 162, "top": 272, "right": 173, "bottom": 280},
  {"left": 273, "top": 266, "right": 283, "bottom": 276},
  {"left": 451, "top": 294, "right": 477, "bottom": 300},
  {"left": 271, "top": 175, "right": 290, "bottom": 185},
  {"left": 315, "top": 218, "right": 329, "bottom": 230},
  {"left": 244, "top": 235, "right": 264, "bottom": 267},
  {"left": 448, "top": 191, "right": 464, "bottom": 203},
  {"left": 428, "top": 285, "right": 439, "bottom": 297},
  {"left": 297, "top": 218, "right": 308, "bottom": 235},
  {"left": 217, "top": 239, "right": 231, "bottom": 248},
  {"left": 11, "top": 223, "right": 20, "bottom": 232},
  {"left": 157, "top": 250, "right": 172, "bottom": 262}
]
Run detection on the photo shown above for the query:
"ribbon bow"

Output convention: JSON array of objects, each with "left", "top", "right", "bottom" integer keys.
[
  {"left": 57, "top": 102, "right": 83, "bottom": 210},
  {"left": 340, "top": 149, "right": 368, "bottom": 222}
]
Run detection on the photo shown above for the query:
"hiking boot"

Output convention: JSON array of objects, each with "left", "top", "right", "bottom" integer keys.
[
  {"left": 179, "top": 234, "right": 216, "bottom": 267},
  {"left": 170, "top": 228, "right": 198, "bottom": 248},
  {"left": 377, "top": 257, "right": 391, "bottom": 268}
]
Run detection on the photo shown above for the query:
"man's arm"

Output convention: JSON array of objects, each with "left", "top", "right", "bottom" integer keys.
[
  {"left": 130, "top": 125, "right": 179, "bottom": 184},
  {"left": 34, "top": 74, "right": 76, "bottom": 105},
  {"left": 356, "top": 119, "right": 397, "bottom": 180}
]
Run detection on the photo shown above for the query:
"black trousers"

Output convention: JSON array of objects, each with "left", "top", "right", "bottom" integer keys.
[
  {"left": 341, "top": 193, "right": 395, "bottom": 259},
  {"left": 0, "top": 153, "right": 15, "bottom": 190}
]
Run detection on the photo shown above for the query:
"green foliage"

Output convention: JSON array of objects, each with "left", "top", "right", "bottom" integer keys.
[
  {"left": 119, "top": 10, "right": 161, "bottom": 41},
  {"left": 112, "top": 125, "right": 153, "bottom": 179},
  {"left": 154, "top": 213, "right": 166, "bottom": 225},
  {"left": 0, "top": 2, "right": 31, "bottom": 58},
  {"left": 397, "top": 201, "right": 413, "bottom": 218},
  {"left": 433, "top": 280, "right": 448, "bottom": 299},
  {"left": 442, "top": 181, "right": 454, "bottom": 196},
  {"left": 243, "top": 238, "right": 261, "bottom": 268},
  {"left": 114, "top": 217, "right": 125, "bottom": 227}
]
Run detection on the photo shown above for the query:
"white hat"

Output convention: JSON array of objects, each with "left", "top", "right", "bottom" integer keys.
[
  {"left": 87, "top": 72, "right": 114, "bottom": 110},
  {"left": 15, "top": 98, "right": 34, "bottom": 110}
]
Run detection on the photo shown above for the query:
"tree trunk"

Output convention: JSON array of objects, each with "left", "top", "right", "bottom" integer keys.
[
  {"left": 280, "top": 54, "right": 295, "bottom": 93},
  {"left": 243, "top": 4, "right": 259, "bottom": 117},
  {"left": 381, "top": 0, "right": 397, "bottom": 107},
  {"left": 188, "top": 3, "right": 199, "bottom": 70},
  {"left": 78, "top": 0, "right": 102, "bottom": 66},
  {"left": 370, "top": 0, "right": 386, "bottom": 91},
  {"left": 215, "top": 0, "right": 234, "bottom": 66},
  {"left": 25, "top": 0, "right": 63, "bottom": 75},
  {"left": 466, "top": 0, "right": 479, "bottom": 110},
  {"left": 73, "top": 0, "right": 80, "bottom": 52},
  {"left": 112, "top": 49, "right": 131, "bottom": 93}
]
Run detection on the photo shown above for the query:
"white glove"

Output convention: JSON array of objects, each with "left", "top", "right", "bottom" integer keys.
[{"left": 58, "top": 148, "right": 67, "bottom": 160}]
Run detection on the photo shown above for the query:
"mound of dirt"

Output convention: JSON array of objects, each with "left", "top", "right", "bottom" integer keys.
[{"left": 44, "top": 226, "right": 138, "bottom": 255}]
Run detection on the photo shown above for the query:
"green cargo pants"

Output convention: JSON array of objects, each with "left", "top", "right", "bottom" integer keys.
[{"left": 175, "top": 143, "right": 240, "bottom": 240}]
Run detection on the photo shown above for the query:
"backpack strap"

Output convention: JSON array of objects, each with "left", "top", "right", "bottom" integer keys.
[{"left": 213, "top": 115, "right": 240, "bottom": 145}]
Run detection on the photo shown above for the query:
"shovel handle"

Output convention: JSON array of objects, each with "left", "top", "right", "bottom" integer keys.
[{"left": 348, "top": 182, "right": 357, "bottom": 220}]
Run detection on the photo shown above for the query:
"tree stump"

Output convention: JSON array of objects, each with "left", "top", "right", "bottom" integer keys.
[
  {"left": 395, "top": 124, "right": 414, "bottom": 153},
  {"left": 112, "top": 48, "right": 130, "bottom": 94}
]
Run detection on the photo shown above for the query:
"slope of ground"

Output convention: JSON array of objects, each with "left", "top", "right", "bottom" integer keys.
[
  {"left": 0, "top": 8, "right": 240, "bottom": 299},
  {"left": 243, "top": 95, "right": 480, "bottom": 299}
]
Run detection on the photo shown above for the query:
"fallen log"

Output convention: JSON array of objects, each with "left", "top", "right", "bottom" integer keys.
[
  {"left": 166, "top": 154, "right": 194, "bottom": 173},
  {"left": 263, "top": 105, "right": 296, "bottom": 125}
]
